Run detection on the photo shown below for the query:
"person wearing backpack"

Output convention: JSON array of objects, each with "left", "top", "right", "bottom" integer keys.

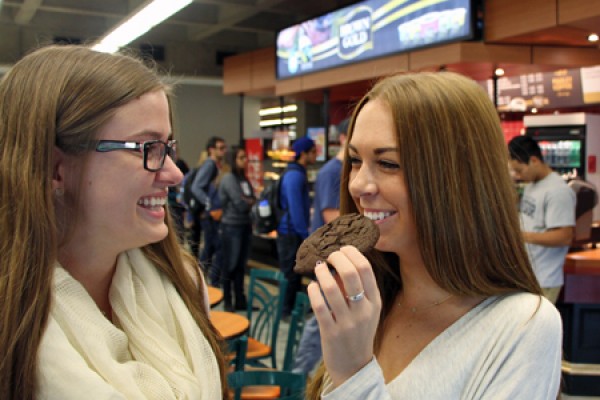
[
  {"left": 277, "top": 136, "right": 317, "bottom": 319},
  {"left": 218, "top": 146, "right": 256, "bottom": 311},
  {"left": 188, "top": 137, "right": 227, "bottom": 271}
]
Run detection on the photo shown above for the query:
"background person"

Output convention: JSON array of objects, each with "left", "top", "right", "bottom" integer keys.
[
  {"left": 508, "top": 135, "right": 576, "bottom": 303},
  {"left": 293, "top": 118, "right": 348, "bottom": 376},
  {"left": 306, "top": 72, "right": 562, "bottom": 399},
  {"left": 0, "top": 45, "right": 228, "bottom": 399},
  {"left": 218, "top": 145, "right": 256, "bottom": 311},
  {"left": 191, "top": 136, "right": 227, "bottom": 284},
  {"left": 276, "top": 136, "right": 317, "bottom": 319}
]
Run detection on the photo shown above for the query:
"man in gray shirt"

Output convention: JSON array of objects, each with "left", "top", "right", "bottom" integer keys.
[{"left": 508, "top": 135, "right": 576, "bottom": 303}]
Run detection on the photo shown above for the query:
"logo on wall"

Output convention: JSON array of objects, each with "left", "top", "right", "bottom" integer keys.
[{"left": 338, "top": 6, "right": 373, "bottom": 60}]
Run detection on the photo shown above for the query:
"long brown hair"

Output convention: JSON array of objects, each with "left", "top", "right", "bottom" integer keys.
[
  {"left": 0, "top": 45, "right": 229, "bottom": 399},
  {"left": 307, "top": 72, "right": 540, "bottom": 398}
]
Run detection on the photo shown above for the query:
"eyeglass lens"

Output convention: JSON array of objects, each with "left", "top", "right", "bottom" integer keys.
[{"left": 145, "top": 141, "right": 176, "bottom": 171}]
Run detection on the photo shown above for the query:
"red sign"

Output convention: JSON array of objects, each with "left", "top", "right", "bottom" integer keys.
[{"left": 245, "top": 138, "right": 264, "bottom": 194}]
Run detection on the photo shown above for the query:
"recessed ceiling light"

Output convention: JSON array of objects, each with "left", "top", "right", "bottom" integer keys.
[{"left": 588, "top": 33, "right": 599, "bottom": 42}]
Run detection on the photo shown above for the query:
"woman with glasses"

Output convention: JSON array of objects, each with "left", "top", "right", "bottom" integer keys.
[
  {"left": 0, "top": 46, "right": 228, "bottom": 399},
  {"left": 305, "top": 72, "right": 562, "bottom": 399}
]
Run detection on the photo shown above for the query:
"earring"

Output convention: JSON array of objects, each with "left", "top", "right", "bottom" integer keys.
[{"left": 54, "top": 187, "right": 64, "bottom": 197}]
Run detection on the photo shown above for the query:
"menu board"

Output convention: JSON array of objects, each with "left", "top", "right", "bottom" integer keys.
[
  {"left": 276, "top": 0, "right": 475, "bottom": 79},
  {"left": 496, "top": 68, "right": 584, "bottom": 111}
]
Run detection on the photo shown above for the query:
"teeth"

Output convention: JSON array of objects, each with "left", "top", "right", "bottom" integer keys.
[
  {"left": 364, "top": 211, "right": 394, "bottom": 221},
  {"left": 137, "top": 197, "right": 166, "bottom": 207}
]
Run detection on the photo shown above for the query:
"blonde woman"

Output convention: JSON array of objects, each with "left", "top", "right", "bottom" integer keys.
[
  {"left": 306, "top": 72, "right": 562, "bottom": 399},
  {"left": 0, "top": 46, "right": 228, "bottom": 399}
]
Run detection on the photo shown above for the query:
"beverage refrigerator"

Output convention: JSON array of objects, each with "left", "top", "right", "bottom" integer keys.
[{"left": 523, "top": 112, "right": 600, "bottom": 219}]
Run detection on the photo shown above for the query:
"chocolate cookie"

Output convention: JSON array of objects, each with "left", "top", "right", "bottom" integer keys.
[{"left": 294, "top": 213, "right": 379, "bottom": 275}]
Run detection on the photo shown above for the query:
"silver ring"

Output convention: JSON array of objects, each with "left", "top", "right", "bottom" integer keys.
[{"left": 347, "top": 290, "right": 365, "bottom": 302}]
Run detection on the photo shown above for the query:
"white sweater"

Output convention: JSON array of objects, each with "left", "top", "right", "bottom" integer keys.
[{"left": 322, "top": 293, "right": 562, "bottom": 400}]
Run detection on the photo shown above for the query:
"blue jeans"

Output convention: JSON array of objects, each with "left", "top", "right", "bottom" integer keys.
[
  {"left": 276, "top": 233, "right": 303, "bottom": 316},
  {"left": 200, "top": 216, "right": 222, "bottom": 286},
  {"left": 292, "top": 315, "right": 322, "bottom": 375},
  {"left": 220, "top": 223, "right": 252, "bottom": 307}
]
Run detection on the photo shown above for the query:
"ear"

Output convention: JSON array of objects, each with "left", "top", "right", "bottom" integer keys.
[
  {"left": 529, "top": 155, "right": 543, "bottom": 166},
  {"left": 51, "top": 146, "right": 66, "bottom": 192}
]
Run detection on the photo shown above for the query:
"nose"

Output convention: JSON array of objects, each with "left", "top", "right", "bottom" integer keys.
[
  {"left": 158, "top": 156, "right": 183, "bottom": 185},
  {"left": 349, "top": 164, "right": 377, "bottom": 199}
]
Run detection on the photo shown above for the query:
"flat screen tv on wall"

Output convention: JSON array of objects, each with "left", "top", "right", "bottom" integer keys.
[{"left": 275, "top": 0, "right": 480, "bottom": 80}]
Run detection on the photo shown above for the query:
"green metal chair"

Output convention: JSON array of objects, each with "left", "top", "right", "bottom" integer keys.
[
  {"left": 245, "top": 268, "right": 288, "bottom": 369},
  {"left": 227, "top": 335, "right": 248, "bottom": 372},
  {"left": 282, "top": 292, "right": 312, "bottom": 372},
  {"left": 227, "top": 370, "right": 306, "bottom": 400}
]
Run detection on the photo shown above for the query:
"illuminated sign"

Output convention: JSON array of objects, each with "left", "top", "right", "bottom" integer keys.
[{"left": 276, "top": 0, "right": 476, "bottom": 79}]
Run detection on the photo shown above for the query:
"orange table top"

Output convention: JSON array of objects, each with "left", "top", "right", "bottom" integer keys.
[
  {"left": 211, "top": 311, "right": 250, "bottom": 340},
  {"left": 565, "top": 249, "right": 600, "bottom": 275},
  {"left": 207, "top": 286, "right": 224, "bottom": 307}
]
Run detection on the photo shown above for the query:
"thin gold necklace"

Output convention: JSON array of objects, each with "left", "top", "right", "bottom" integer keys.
[{"left": 398, "top": 294, "right": 454, "bottom": 313}]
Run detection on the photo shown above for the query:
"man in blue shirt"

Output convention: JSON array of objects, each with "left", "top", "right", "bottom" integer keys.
[{"left": 277, "top": 136, "right": 317, "bottom": 318}]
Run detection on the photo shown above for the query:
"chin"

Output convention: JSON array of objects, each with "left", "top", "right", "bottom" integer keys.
[{"left": 140, "top": 226, "right": 169, "bottom": 247}]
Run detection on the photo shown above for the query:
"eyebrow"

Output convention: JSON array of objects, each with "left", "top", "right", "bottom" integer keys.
[{"left": 348, "top": 143, "right": 399, "bottom": 155}]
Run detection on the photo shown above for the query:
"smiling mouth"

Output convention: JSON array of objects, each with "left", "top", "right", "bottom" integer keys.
[
  {"left": 364, "top": 211, "right": 396, "bottom": 221},
  {"left": 137, "top": 197, "right": 166, "bottom": 208}
]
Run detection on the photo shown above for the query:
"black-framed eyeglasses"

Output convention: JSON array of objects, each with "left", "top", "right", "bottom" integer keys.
[{"left": 95, "top": 139, "right": 177, "bottom": 172}]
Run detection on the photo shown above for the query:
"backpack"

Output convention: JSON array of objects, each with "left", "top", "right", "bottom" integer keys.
[
  {"left": 251, "top": 170, "right": 289, "bottom": 234},
  {"left": 181, "top": 168, "right": 205, "bottom": 216}
]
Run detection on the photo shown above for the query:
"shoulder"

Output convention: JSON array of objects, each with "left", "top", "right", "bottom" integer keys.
[
  {"left": 547, "top": 178, "right": 576, "bottom": 203},
  {"left": 283, "top": 167, "right": 304, "bottom": 183},
  {"left": 221, "top": 172, "right": 235, "bottom": 184},
  {"left": 319, "top": 159, "right": 342, "bottom": 176},
  {"left": 200, "top": 158, "right": 217, "bottom": 171},
  {"left": 485, "top": 292, "right": 561, "bottom": 335}
]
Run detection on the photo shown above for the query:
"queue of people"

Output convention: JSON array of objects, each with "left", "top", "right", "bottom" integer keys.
[{"left": 1, "top": 43, "right": 573, "bottom": 399}]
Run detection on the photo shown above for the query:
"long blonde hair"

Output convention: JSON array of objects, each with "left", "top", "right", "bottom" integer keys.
[
  {"left": 0, "top": 45, "right": 229, "bottom": 399},
  {"left": 307, "top": 72, "right": 540, "bottom": 398}
]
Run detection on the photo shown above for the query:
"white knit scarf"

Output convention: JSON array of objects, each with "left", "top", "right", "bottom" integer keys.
[{"left": 37, "top": 248, "right": 222, "bottom": 399}]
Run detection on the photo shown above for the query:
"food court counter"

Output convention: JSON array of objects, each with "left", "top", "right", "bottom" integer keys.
[{"left": 558, "top": 249, "right": 600, "bottom": 396}]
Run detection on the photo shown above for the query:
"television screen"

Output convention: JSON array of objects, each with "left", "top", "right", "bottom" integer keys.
[{"left": 276, "top": 0, "right": 475, "bottom": 79}]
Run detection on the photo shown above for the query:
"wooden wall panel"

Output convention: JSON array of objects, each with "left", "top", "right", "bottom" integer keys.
[
  {"left": 299, "top": 54, "right": 409, "bottom": 92},
  {"left": 251, "top": 48, "right": 275, "bottom": 92},
  {"left": 533, "top": 47, "right": 600, "bottom": 66},
  {"left": 223, "top": 52, "right": 253, "bottom": 95},
  {"left": 409, "top": 43, "right": 462, "bottom": 71},
  {"left": 460, "top": 43, "right": 532, "bottom": 64},
  {"left": 275, "top": 76, "right": 302, "bottom": 96},
  {"left": 485, "top": 0, "right": 557, "bottom": 41},
  {"left": 559, "top": 0, "right": 600, "bottom": 25}
]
